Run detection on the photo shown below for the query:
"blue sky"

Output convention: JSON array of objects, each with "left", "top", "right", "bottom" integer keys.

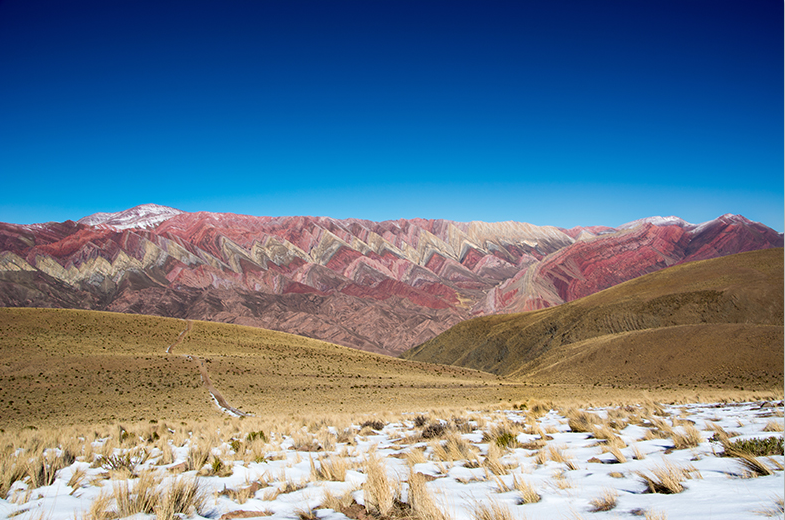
[{"left": 1, "top": 1, "right": 782, "bottom": 230}]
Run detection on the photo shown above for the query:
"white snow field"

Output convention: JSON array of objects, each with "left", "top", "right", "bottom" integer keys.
[{"left": 1, "top": 401, "right": 782, "bottom": 520}]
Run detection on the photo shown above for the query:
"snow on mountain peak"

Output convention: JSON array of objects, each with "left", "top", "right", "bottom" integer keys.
[
  {"left": 78, "top": 204, "right": 185, "bottom": 230},
  {"left": 618, "top": 215, "right": 693, "bottom": 230}
]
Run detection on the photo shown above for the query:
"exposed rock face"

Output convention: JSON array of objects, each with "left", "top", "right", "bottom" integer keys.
[{"left": 0, "top": 207, "right": 781, "bottom": 354}]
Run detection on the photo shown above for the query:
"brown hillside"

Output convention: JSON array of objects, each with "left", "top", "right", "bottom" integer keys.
[
  {"left": 401, "top": 248, "right": 784, "bottom": 389},
  {"left": 0, "top": 307, "right": 520, "bottom": 428}
]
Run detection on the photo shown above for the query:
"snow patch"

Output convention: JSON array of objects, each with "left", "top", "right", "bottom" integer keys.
[
  {"left": 618, "top": 215, "right": 694, "bottom": 230},
  {"left": 78, "top": 203, "right": 184, "bottom": 230}
]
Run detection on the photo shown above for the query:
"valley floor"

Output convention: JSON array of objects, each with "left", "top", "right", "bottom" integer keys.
[{"left": 0, "top": 400, "right": 782, "bottom": 520}]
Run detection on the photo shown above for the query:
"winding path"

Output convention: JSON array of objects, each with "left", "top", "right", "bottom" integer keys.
[{"left": 168, "top": 319, "right": 249, "bottom": 417}]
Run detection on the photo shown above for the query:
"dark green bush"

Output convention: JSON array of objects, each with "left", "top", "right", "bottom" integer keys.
[{"left": 712, "top": 434, "right": 784, "bottom": 456}]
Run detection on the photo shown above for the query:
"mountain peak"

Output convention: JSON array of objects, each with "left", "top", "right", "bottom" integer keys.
[{"left": 78, "top": 204, "right": 184, "bottom": 230}]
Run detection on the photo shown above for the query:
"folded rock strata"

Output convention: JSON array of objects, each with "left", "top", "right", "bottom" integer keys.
[{"left": 0, "top": 204, "right": 780, "bottom": 354}]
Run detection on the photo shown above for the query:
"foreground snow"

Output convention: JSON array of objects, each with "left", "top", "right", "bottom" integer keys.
[{"left": 1, "top": 401, "right": 782, "bottom": 520}]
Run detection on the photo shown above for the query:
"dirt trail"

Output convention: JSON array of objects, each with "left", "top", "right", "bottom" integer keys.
[
  {"left": 166, "top": 319, "right": 192, "bottom": 353},
  {"left": 168, "top": 319, "right": 249, "bottom": 417}
]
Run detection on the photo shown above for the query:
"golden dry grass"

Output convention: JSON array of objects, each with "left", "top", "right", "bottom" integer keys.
[{"left": 1, "top": 306, "right": 782, "bottom": 433}]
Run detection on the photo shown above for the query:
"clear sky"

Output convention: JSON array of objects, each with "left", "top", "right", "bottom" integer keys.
[{"left": 1, "top": 1, "right": 782, "bottom": 230}]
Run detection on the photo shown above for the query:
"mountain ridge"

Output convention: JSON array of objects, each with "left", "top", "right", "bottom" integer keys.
[{"left": 0, "top": 205, "right": 781, "bottom": 354}]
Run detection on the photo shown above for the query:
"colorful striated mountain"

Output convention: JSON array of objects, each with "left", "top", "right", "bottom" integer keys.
[{"left": 0, "top": 204, "right": 781, "bottom": 354}]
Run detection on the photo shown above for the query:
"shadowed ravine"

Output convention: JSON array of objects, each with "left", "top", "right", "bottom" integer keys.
[{"left": 167, "top": 319, "right": 249, "bottom": 417}]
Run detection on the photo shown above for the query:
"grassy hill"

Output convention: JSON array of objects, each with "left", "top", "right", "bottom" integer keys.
[
  {"left": 401, "top": 248, "right": 784, "bottom": 390},
  {"left": 0, "top": 307, "right": 530, "bottom": 429}
]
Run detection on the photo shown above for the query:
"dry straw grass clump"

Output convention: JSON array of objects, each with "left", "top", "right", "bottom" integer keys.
[
  {"left": 309, "top": 454, "right": 349, "bottom": 481},
  {"left": 635, "top": 462, "right": 701, "bottom": 494},
  {"left": 670, "top": 423, "right": 703, "bottom": 450},
  {"left": 602, "top": 445, "right": 627, "bottom": 464},
  {"left": 363, "top": 452, "right": 398, "bottom": 517},
  {"left": 431, "top": 433, "right": 479, "bottom": 463},
  {"left": 88, "top": 474, "right": 206, "bottom": 520},
  {"left": 589, "top": 488, "right": 618, "bottom": 512},
  {"left": 158, "top": 477, "right": 207, "bottom": 520},
  {"left": 566, "top": 409, "right": 602, "bottom": 433},
  {"left": 483, "top": 443, "right": 515, "bottom": 476},
  {"left": 762, "top": 420, "right": 784, "bottom": 432},
  {"left": 513, "top": 475, "right": 540, "bottom": 504},
  {"left": 592, "top": 425, "right": 626, "bottom": 449},
  {"left": 112, "top": 470, "right": 161, "bottom": 517},
  {"left": 727, "top": 449, "right": 783, "bottom": 478},
  {"left": 471, "top": 499, "right": 515, "bottom": 520},
  {"left": 321, "top": 489, "right": 356, "bottom": 513},
  {"left": 408, "top": 471, "right": 448, "bottom": 520}
]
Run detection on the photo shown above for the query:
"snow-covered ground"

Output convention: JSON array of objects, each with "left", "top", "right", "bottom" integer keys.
[{"left": 1, "top": 401, "right": 782, "bottom": 520}]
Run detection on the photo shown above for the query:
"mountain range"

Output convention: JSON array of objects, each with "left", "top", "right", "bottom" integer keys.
[{"left": 0, "top": 204, "right": 781, "bottom": 354}]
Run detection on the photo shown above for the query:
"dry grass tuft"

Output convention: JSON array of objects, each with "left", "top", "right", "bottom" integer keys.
[
  {"left": 295, "top": 506, "right": 318, "bottom": 520},
  {"left": 483, "top": 422, "right": 523, "bottom": 449},
  {"left": 566, "top": 409, "right": 601, "bottom": 433},
  {"left": 603, "top": 445, "right": 627, "bottom": 464},
  {"left": 157, "top": 477, "right": 207, "bottom": 520},
  {"left": 113, "top": 470, "right": 161, "bottom": 517},
  {"left": 25, "top": 449, "right": 76, "bottom": 489},
  {"left": 762, "top": 420, "right": 784, "bottom": 432},
  {"left": 363, "top": 452, "right": 396, "bottom": 517},
  {"left": 85, "top": 491, "right": 114, "bottom": 520},
  {"left": 408, "top": 471, "right": 448, "bottom": 520},
  {"left": 592, "top": 425, "right": 626, "bottom": 449},
  {"left": 309, "top": 454, "right": 349, "bottom": 481},
  {"left": 635, "top": 462, "right": 701, "bottom": 494},
  {"left": 513, "top": 475, "right": 540, "bottom": 504},
  {"left": 321, "top": 489, "right": 356, "bottom": 513},
  {"left": 187, "top": 444, "right": 211, "bottom": 472},
  {"left": 483, "top": 443, "right": 513, "bottom": 476},
  {"left": 67, "top": 466, "right": 88, "bottom": 492},
  {"left": 754, "top": 495, "right": 784, "bottom": 518},
  {"left": 218, "top": 478, "right": 267, "bottom": 505},
  {"left": 631, "top": 444, "right": 646, "bottom": 460},
  {"left": 727, "top": 449, "right": 779, "bottom": 478},
  {"left": 671, "top": 423, "right": 703, "bottom": 450},
  {"left": 406, "top": 447, "right": 428, "bottom": 466},
  {"left": 589, "top": 488, "right": 618, "bottom": 512},
  {"left": 471, "top": 500, "right": 516, "bottom": 520}
]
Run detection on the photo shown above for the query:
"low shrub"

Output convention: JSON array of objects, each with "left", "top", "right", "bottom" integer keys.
[
  {"left": 715, "top": 435, "right": 784, "bottom": 457},
  {"left": 421, "top": 422, "right": 447, "bottom": 439},
  {"left": 361, "top": 420, "right": 385, "bottom": 431}
]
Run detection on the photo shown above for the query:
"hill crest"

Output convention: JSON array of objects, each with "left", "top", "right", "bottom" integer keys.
[{"left": 401, "top": 248, "right": 784, "bottom": 389}]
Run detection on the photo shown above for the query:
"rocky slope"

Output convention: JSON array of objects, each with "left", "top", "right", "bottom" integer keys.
[{"left": 0, "top": 204, "right": 781, "bottom": 354}]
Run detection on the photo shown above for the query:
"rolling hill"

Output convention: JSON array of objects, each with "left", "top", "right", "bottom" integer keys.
[
  {"left": 401, "top": 248, "right": 784, "bottom": 390},
  {"left": 0, "top": 307, "right": 517, "bottom": 429},
  {"left": 0, "top": 205, "right": 781, "bottom": 354}
]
